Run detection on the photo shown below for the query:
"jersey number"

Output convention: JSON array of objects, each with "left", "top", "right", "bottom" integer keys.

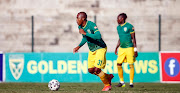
[{"left": 97, "top": 60, "right": 102, "bottom": 66}]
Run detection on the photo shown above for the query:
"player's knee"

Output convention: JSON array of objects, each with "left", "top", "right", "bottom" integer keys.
[
  {"left": 94, "top": 67, "right": 101, "bottom": 74},
  {"left": 117, "top": 63, "right": 122, "bottom": 67},
  {"left": 88, "top": 68, "right": 95, "bottom": 74}
]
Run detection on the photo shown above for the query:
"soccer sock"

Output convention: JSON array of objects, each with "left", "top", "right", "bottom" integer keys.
[
  {"left": 129, "top": 64, "right": 134, "bottom": 85},
  {"left": 97, "top": 71, "right": 110, "bottom": 86},
  {"left": 117, "top": 65, "right": 124, "bottom": 84},
  {"left": 105, "top": 73, "right": 111, "bottom": 79}
]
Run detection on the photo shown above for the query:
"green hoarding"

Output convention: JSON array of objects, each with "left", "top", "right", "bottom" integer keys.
[{"left": 5, "top": 52, "right": 159, "bottom": 82}]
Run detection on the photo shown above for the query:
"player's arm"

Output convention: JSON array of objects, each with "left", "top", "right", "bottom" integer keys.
[
  {"left": 73, "top": 35, "right": 87, "bottom": 54},
  {"left": 130, "top": 28, "right": 138, "bottom": 57},
  {"left": 115, "top": 39, "right": 120, "bottom": 55},
  {"left": 78, "top": 36, "right": 87, "bottom": 47},
  {"left": 85, "top": 31, "right": 101, "bottom": 39},
  {"left": 79, "top": 23, "right": 101, "bottom": 39},
  {"left": 115, "top": 26, "right": 121, "bottom": 55}
]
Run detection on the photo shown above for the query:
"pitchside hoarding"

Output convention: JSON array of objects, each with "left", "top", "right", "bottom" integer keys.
[
  {"left": 5, "top": 52, "right": 160, "bottom": 83},
  {"left": 0, "top": 53, "right": 3, "bottom": 82},
  {"left": 160, "top": 52, "right": 180, "bottom": 83}
]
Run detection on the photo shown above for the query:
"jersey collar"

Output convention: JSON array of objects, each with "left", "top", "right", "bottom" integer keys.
[
  {"left": 120, "top": 22, "right": 127, "bottom": 27},
  {"left": 83, "top": 21, "right": 88, "bottom": 29}
]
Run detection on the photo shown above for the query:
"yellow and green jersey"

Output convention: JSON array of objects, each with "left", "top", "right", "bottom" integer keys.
[
  {"left": 78, "top": 21, "right": 106, "bottom": 52},
  {"left": 117, "top": 22, "right": 135, "bottom": 48}
]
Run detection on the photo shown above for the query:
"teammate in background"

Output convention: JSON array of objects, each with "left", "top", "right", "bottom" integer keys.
[
  {"left": 115, "top": 13, "right": 138, "bottom": 88},
  {"left": 73, "top": 12, "right": 114, "bottom": 91}
]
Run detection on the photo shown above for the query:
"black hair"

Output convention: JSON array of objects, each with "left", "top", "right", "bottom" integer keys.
[
  {"left": 118, "top": 13, "right": 127, "bottom": 20},
  {"left": 78, "top": 12, "right": 87, "bottom": 20}
]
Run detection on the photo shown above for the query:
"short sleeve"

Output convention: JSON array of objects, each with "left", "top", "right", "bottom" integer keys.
[
  {"left": 130, "top": 25, "right": 135, "bottom": 34},
  {"left": 91, "top": 23, "right": 99, "bottom": 33}
]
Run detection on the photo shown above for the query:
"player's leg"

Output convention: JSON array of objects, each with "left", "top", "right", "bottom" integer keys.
[
  {"left": 118, "top": 64, "right": 124, "bottom": 83},
  {"left": 87, "top": 51, "right": 111, "bottom": 91},
  {"left": 94, "top": 67, "right": 112, "bottom": 91},
  {"left": 129, "top": 64, "right": 134, "bottom": 88},
  {"left": 97, "top": 48, "right": 114, "bottom": 85},
  {"left": 87, "top": 50, "right": 96, "bottom": 75},
  {"left": 88, "top": 68, "right": 95, "bottom": 74},
  {"left": 126, "top": 47, "right": 135, "bottom": 87},
  {"left": 116, "top": 63, "right": 125, "bottom": 87},
  {"left": 94, "top": 47, "right": 113, "bottom": 91},
  {"left": 94, "top": 67, "right": 109, "bottom": 86},
  {"left": 115, "top": 48, "right": 126, "bottom": 87}
]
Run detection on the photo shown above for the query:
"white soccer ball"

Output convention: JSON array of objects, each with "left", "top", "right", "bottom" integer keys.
[{"left": 48, "top": 79, "right": 60, "bottom": 91}]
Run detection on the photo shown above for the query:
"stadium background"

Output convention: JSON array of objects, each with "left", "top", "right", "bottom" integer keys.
[
  {"left": 0, "top": 0, "right": 180, "bottom": 92},
  {"left": 0, "top": 0, "right": 179, "bottom": 52}
]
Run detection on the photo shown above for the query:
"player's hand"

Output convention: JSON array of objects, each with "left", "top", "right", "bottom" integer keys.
[
  {"left": 73, "top": 46, "right": 80, "bottom": 54},
  {"left": 135, "top": 51, "right": 138, "bottom": 57},
  {"left": 115, "top": 48, "right": 118, "bottom": 55},
  {"left": 79, "top": 29, "right": 86, "bottom": 35}
]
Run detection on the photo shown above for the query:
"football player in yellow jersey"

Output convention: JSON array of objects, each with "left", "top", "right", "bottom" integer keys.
[
  {"left": 115, "top": 13, "right": 138, "bottom": 88},
  {"left": 73, "top": 12, "right": 114, "bottom": 91}
]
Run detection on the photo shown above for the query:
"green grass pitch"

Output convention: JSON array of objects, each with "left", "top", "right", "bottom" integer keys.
[{"left": 0, "top": 83, "right": 180, "bottom": 93}]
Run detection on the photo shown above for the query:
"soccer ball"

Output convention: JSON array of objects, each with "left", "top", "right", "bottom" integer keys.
[{"left": 48, "top": 79, "right": 60, "bottom": 91}]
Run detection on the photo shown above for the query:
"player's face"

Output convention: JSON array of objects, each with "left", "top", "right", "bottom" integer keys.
[
  {"left": 76, "top": 14, "right": 83, "bottom": 26},
  {"left": 117, "top": 16, "right": 124, "bottom": 24}
]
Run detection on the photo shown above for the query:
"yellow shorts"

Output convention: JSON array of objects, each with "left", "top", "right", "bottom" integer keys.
[
  {"left": 88, "top": 47, "right": 107, "bottom": 69},
  {"left": 117, "top": 47, "right": 135, "bottom": 64}
]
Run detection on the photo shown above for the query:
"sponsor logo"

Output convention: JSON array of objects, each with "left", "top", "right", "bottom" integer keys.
[
  {"left": 26, "top": 60, "right": 158, "bottom": 74},
  {"left": 164, "top": 58, "right": 180, "bottom": 77},
  {"left": 9, "top": 54, "right": 24, "bottom": 80}
]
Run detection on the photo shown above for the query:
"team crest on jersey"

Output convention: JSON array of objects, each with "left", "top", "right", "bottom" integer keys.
[
  {"left": 87, "top": 29, "right": 91, "bottom": 33},
  {"left": 124, "top": 27, "right": 127, "bottom": 32},
  {"left": 9, "top": 54, "right": 24, "bottom": 80}
]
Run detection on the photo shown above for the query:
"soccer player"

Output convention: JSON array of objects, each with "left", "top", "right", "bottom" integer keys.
[
  {"left": 114, "top": 13, "right": 138, "bottom": 88},
  {"left": 73, "top": 12, "right": 114, "bottom": 91}
]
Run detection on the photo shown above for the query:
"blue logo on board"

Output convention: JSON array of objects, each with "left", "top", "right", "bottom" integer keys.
[{"left": 164, "top": 58, "right": 180, "bottom": 77}]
